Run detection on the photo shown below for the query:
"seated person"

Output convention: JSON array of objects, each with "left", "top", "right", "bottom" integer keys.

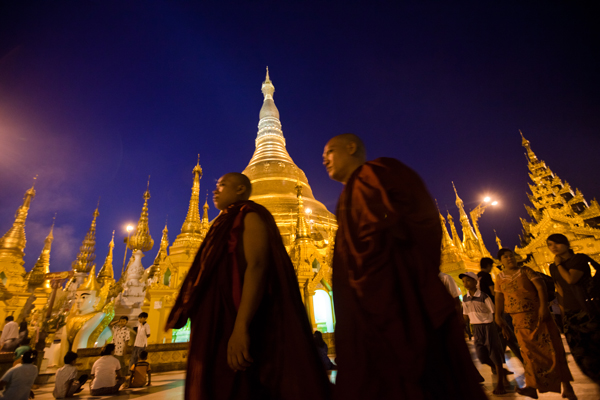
[
  {"left": 53, "top": 351, "right": 88, "bottom": 399},
  {"left": 90, "top": 344, "right": 125, "bottom": 396},
  {"left": 129, "top": 350, "right": 151, "bottom": 388},
  {"left": 0, "top": 350, "right": 38, "bottom": 400},
  {"left": 13, "top": 337, "right": 32, "bottom": 366}
]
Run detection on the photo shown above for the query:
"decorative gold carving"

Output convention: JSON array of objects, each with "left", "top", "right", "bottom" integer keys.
[
  {"left": 128, "top": 178, "right": 154, "bottom": 252},
  {"left": 72, "top": 205, "right": 99, "bottom": 273}
]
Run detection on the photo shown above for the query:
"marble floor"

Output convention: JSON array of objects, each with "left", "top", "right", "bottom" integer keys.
[{"left": 30, "top": 337, "right": 599, "bottom": 400}]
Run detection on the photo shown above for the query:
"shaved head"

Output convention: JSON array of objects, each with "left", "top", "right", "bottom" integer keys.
[
  {"left": 223, "top": 172, "right": 252, "bottom": 199},
  {"left": 213, "top": 172, "right": 252, "bottom": 210},
  {"left": 330, "top": 133, "right": 367, "bottom": 161}
]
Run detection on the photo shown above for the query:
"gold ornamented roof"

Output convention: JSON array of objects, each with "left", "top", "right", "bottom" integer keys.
[
  {"left": 242, "top": 69, "right": 335, "bottom": 242},
  {"left": 128, "top": 178, "right": 154, "bottom": 252},
  {"left": 27, "top": 217, "right": 55, "bottom": 288},
  {"left": 149, "top": 223, "right": 169, "bottom": 279},
  {"left": 97, "top": 230, "right": 115, "bottom": 284},
  {"left": 72, "top": 205, "right": 99, "bottom": 273},
  {"left": 171, "top": 159, "right": 203, "bottom": 253},
  {"left": 0, "top": 181, "right": 36, "bottom": 268},
  {"left": 80, "top": 265, "right": 101, "bottom": 293}
]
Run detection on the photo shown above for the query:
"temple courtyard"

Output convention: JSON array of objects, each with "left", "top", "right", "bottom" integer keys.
[{"left": 32, "top": 338, "right": 600, "bottom": 400}]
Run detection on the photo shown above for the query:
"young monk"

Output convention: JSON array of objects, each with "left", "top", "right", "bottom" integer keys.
[
  {"left": 166, "top": 173, "right": 331, "bottom": 400},
  {"left": 323, "top": 134, "right": 487, "bottom": 400}
]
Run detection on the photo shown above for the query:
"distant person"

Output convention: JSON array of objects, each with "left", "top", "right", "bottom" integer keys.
[
  {"left": 110, "top": 316, "right": 131, "bottom": 376},
  {"left": 128, "top": 350, "right": 151, "bottom": 388},
  {"left": 495, "top": 248, "right": 576, "bottom": 399},
  {"left": 547, "top": 233, "right": 600, "bottom": 385},
  {"left": 17, "top": 321, "right": 28, "bottom": 345},
  {"left": 0, "top": 316, "right": 19, "bottom": 352},
  {"left": 322, "top": 133, "right": 487, "bottom": 400},
  {"left": 90, "top": 344, "right": 125, "bottom": 396},
  {"left": 128, "top": 312, "right": 150, "bottom": 374},
  {"left": 460, "top": 272, "right": 509, "bottom": 395},
  {"left": 53, "top": 351, "right": 88, "bottom": 398},
  {"left": 166, "top": 172, "right": 331, "bottom": 400},
  {"left": 477, "top": 257, "right": 496, "bottom": 301},
  {"left": 313, "top": 331, "right": 335, "bottom": 370},
  {"left": 13, "top": 337, "right": 32, "bottom": 366},
  {"left": 0, "top": 350, "right": 38, "bottom": 400}
]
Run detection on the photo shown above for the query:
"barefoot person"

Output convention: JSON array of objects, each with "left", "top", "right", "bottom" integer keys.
[
  {"left": 460, "top": 272, "right": 508, "bottom": 394},
  {"left": 166, "top": 173, "right": 331, "bottom": 400},
  {"left": 323, "top": 134, "right": 486, "bottom": 399},
  {"left": 495, "top": 248, "right": 576, "bottom": 399}
]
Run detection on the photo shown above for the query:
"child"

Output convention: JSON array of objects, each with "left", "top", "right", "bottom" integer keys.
[
  {"left": 128, "top": 312, "right": 150, "bottom": 374},
  {"left": 109, "top": 316, "right": 131, "bottom": 376},
  {"left": 53, "top": 351, "right": 88, "bottom": 398},
  {"left": 129, "top": 350, "right": 151, "bottom": 388},
  {"left": 460, "top": 272, "right": 508, "bottom": 395}
]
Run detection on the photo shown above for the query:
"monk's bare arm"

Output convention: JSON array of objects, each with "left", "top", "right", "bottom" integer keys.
[{"left": 227, "top": 212, "right": 269, "bottom": 371}]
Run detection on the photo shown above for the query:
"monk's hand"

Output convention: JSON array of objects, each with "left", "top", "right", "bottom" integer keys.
[{"left": 227, "top": 328, "right": 253, "bottom": 371}]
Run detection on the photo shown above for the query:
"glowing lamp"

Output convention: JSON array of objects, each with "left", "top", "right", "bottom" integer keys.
[
  {"left": 126, "top": 225, "right": 134, "bottom": 233},
  {"left": 491, "top": 201, "right": 498, "bottom": 206},
  {"left": 484, "top": 196, "right": 491, "bottom": 203},
  {"left": 305, "top": 208, "right": 312, "bottom": 215}
]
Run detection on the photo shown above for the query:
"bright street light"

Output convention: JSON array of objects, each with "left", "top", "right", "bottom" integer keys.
[
  {"left": 491, "top": 201, "right": 498, "bottom": 206},
  {"left": 484, "top": 196, "right": 491, "bottom": 203}
]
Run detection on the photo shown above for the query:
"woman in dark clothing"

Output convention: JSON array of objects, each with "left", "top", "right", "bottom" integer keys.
[
  {"left": 313, "top": 331, "right": 335, "bottom": 370},
  {"left": 547, "top": 233, "right": 600, "bottom": 385}
]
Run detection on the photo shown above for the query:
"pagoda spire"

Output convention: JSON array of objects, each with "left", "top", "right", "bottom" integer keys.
[
  {"left": 247, "top": 68, "right": 295, "bottom": 165},
  {"left": 201, "top": 196, "right": 210, "bottom": 238},
  {"left": 148, "top": 223, "right": 169, "bottom": 281},
  {"left": 128, "top": 177, "right": 154, "bottom": 252},
  {"left": 520, "top": 130, "right": 538, "bottom": 162},
  {"left": 72, "top": 204, "right": 99, "bottom": 273},
  {"left": 97, "top": 230, "right": 115, "bottom": 286},
  {"left": 447, "top": 212, "right": 464, "bottom": 252},
  {"left": 27, "top": 215, "right": 55, "bottom": 289},
  {"left": 452, "top": 183, "right": 479, "bottom": 245},
  {"left": 0, "top": 178, "right": 37, "bottom": 266},
  {"left": 439, "top": 211, "right": 454, "bottom": 250},
  {"left": 178, "top": 157, "right": 202, "bottom": 239},
  {"left": 494, "top": 230, "right": 503, "bottom": 251},
  {"left": 294, "top": 181, "right": 311, "bottom": 240}
]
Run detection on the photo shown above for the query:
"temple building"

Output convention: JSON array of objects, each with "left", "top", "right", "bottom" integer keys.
[{"left": 515, "top": 132, "right": 600, "bottom": 273}]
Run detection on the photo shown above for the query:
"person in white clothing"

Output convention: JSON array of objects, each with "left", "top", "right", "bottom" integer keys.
[
  {"left": 53, "top": 351, "right": 88, "bottom": 398},
  {"left": 128, "top": 312, "right": 150, "bottom": 375},
  {"left": 439, "top": 272, "right": 462, "bottom": 315},
  {"left": 90, "top": 344, "right": 124, "bottom": 396},
  {"left": 0, "top": 316, "right": 19, "bottom": 352},
  {"left": 110, "top": 316, "right": 132, "bottom": 376},
  {"left": 0, "top": 350, "right": 38, "bottom": 400}
]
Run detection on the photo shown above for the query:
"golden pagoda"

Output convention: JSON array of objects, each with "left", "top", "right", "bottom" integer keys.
[
  {"left": 97, "top": 231, "right": 116, "bottom": 287},
  {"left": 71, "top": 205, "right": 99, "bottom": 274},
  {"left": 127, "top": 179, "right": 154, "bottom": 252},
  {"left": 515, "top": 132, "right": 600, "bottom": 272},
  {"left": 148, "top": 223, "right": 169, "bottom": 282},
  {"left": 26, "top": 217, "right": 55, "bottom": 290}
]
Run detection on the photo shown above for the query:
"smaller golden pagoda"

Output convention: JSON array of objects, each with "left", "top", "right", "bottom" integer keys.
[
  {"left": 97, "top": 231, "right": 116, "bottom": 287},
  {"left": 71, "top": 205, "right": 99, "bottom": 274},
  {"left": 127, "top": 179, "right": 154, "bottom": 252}
]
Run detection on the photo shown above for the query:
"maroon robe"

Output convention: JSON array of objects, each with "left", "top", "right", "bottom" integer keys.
[
  {"left": 333, "top": 158, "right": 487, "bottom": 400},
  {"left": 166, "top": 200, "right": 332, "bottom": 400}
]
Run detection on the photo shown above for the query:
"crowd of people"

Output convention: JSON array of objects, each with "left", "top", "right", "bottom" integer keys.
[{"left": 1, "top": 133, "right": 599, "bottom": 400}]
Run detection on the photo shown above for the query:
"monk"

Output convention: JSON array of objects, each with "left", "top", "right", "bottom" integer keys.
[
  {"left": 323, "top": 134, "right": 487, "bottom": 400},
  {"left": 166, "top": 173, "right": 331, "bottom": 400}
]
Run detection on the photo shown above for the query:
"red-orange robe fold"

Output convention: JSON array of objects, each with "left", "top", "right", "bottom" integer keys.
[
  {"left": 166, "top": 200, "right": 331, "bottom": 400},
  {"left": 333, "top": 158, "right": 487, "bottom": 400}
]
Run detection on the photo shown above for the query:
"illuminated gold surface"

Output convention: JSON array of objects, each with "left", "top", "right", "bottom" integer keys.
[
  {"left": 128, "top": 180, "right": 154, "bottom": 252},
  {"left": 170, "top": 159, "right": 204, "bottom": 256},
  {"left": 71, "top": 206, "right": 99, "bottom": 273},
  {"left": 97, "top": 230, "right": 115, "bottom": 287},
  {"left": 515, "top": 132, "right": 600, "bottom": 272},
  {"left": 26, "top": 220, "right": 54, "bottom": 289}
]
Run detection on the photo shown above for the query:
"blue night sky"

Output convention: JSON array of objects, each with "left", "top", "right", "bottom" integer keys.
[{"left": 0, "top": 2, "right": 598, "bottom": 279}]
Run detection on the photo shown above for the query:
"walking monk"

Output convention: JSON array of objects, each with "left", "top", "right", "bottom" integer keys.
[
  {"left": 323, "top": 134, "right": 487, "bottom": 400},
  {"left": 166, "top": 173, "right": 331, "bottom": 400}
]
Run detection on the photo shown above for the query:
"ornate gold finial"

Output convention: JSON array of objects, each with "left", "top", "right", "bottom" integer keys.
[
  {"left": 27, "top": 216, "right": 56, "bottom": 288},
  {"left": 201, "top": 195, "right": 210, "bottom": 238},
  {"left": 71, "top": 205, "right": 99, "bottom": 273},
  {"left": 452, "top": 182, "right": 479, "bottom": 246},
  {"left": 494, "top": 230, "right": 503, "bottom": 251},
  {"left": 128, "top": 178, "right": 154, "bottom": 252},
  {"left": 520, "top": 130, "right": 538, "bottom": 162},
  {"left": 149, "top": 223, "right": 169, "bottom": 280},
  {"left": 177, "top": 159, "right": 202, "bottom": 239},
  {"left": 435, "top": 200, "right": 454, "bottom": 250},
  {"left": 261, "top": 67, "right": 276, "bottom": 101},
  {"left": 0, "top": 181, "right": 37, "bottom": 266},
  {"left": 97, "top": 230, "right": 115, "bottom": 285},
  {"left": 294, "top": 180, "right": 310, "bottom": 240},
  {"left": 80, "top": 265, "right": 101, "bottom": 293},
  {"left": 446, "top": 211, "right": 464, "bottom": 251}
]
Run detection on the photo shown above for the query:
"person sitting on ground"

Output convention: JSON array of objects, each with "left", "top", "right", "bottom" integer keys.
[
  {"left": 13, "top": 337, "right": 32, "bottom": 366},
  {"left": 53, "top": 351, "right": 88, "bottom": 399},
  {"left": 313, "top": 331, "right": 335, "bottom": 371},
  {"left": 460, "top": 272, "right": 509, "bottom": 395},
  {"left": 0, "top": 350, "right": 38, "bottom": 400},
  {"left": 0, "top": 316, "right": 19, "bottom": 352},
  {"left": 89, "top": 343, "right": 125, "bottom": 396},
  {"left": 129, "top": 350, "right": 151, "bottom": 388}
]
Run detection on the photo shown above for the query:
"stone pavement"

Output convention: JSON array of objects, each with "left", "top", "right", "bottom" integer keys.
[{"left": 30, "top": 337, "right": 599, "bottom": 400}]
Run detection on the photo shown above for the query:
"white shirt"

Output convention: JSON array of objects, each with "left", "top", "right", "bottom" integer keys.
[
  {"left": 90, "top": 355, "right": 121, "bottom": 390},
  {"left": 53, "top": 364, "right": 78, "bottom": 398},
  {"left": 0, "top": 363, "right": 38, "bottom": 400},
  {"left": 439, "top": 272, "right": 462, "bottom": 298},
  {"left": 462, "top": 290, "right": 495, "bottom": 324},
  {"left": 0, "top": 321, "right": 19, "bottom": 343},
  {"left": 111, "top": 326, "right": 131, "bottom": 356},
  {"left": 134, "top": 322, "right": 150, "bottom": 347}
]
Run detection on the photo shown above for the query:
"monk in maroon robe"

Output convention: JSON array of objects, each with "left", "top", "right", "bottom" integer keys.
[
  {"left": 166, "top": 173, "right": 331, "bottom": 400},
  {"left": 323, "top": 134, "right": 487, "bottom": 400}
]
